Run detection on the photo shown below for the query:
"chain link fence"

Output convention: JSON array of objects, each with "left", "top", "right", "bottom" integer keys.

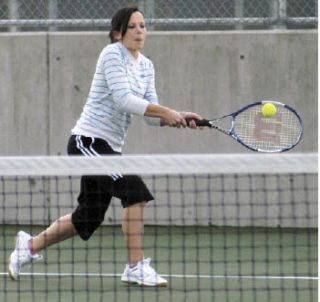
[{"left": 0, "top": 0, "right": 317, "bottom": 31}]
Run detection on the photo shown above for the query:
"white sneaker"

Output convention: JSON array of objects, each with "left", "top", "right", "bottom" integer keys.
[
  {"left": 8, "top": 231, "right": 42, "bottom": 280},
  {"left": 121, "top": 258, "right": 168, "bottom": 287}
]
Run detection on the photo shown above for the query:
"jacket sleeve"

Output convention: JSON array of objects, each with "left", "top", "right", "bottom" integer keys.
[
  {"left": 101, "top": 47, "right": 149, "bottom": 116},
  {"left": 143, "top": 60, "right": 161, "bottom": 126}
]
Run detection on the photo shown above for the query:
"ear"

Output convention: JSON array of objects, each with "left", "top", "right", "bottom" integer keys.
[{"left": 113, "top": 31, "right": 122, "bottom": 41}]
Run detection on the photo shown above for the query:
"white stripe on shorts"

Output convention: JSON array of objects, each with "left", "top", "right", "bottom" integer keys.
[{"left": 75, "top": 135, "right": 123, "bottom": 181}]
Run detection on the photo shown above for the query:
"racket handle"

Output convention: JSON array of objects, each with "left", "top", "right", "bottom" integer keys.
[{"left": 185, "top": 118, "right": 211, "bottom": 127}]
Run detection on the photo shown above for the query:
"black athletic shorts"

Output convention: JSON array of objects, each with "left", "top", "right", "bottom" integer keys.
[{"left": 67, "top": 135, "right": 154, "bottom": 241}]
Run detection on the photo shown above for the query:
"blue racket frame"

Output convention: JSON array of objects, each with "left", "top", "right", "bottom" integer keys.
[{"left": 186, "top": 101, "right": 304, "bottom": 153}]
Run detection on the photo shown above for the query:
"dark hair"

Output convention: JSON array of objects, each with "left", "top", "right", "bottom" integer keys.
[{"left": 109, "top": 6, "right": 142, "bottom": 43}]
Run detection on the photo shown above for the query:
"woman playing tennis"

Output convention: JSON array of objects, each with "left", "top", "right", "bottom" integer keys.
[{"left": 8, "top": 6, "right": 202, "bottom": 287}]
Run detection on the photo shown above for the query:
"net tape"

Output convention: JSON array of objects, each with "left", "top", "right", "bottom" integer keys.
[{"left": 0, "top": 153, "right": 317, "bottom": 176}]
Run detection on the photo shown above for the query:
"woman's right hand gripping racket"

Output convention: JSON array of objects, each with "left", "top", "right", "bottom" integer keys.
[{"left": 186, "top": 101, "right": 303, "bottom": 153}]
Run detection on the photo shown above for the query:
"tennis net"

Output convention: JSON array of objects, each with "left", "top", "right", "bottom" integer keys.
[{"left": 0, "top": 153, "right": 318, "bottom": 302}]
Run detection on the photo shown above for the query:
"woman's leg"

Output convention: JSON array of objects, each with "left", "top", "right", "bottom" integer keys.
[
  {"left": 122, "top": 202, "right": 146, "bottom": 266},
  {"left": 120, "top": 201, "right": 168, "bottom": 286},
  {"left": 30, "top": 213, "right": 77, "bottom": 254}
]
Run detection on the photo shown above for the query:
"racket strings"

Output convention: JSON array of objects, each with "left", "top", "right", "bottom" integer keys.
[{"left": 234, "top": 105, "right": 302, "bottom": 151}]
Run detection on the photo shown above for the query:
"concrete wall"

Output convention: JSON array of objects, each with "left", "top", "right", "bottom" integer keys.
[
  {"left": 0, "top": 33, "right": 49, "bottom": 155},
  {"left": 0, "top": 31, "right": 317, "bottom": 228},
  {"left": 0, "top": 30, "right": 317, "bottom": 155}
]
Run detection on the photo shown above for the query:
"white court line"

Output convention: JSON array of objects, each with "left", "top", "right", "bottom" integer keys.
[{"left": 0, "top": 272, "right": 317, "bottom": 280}]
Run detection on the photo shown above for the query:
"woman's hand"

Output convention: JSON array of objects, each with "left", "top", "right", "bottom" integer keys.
[
  {"left": 179, "top": 112, "right": 203, "bottom": 129},
  {"left": 161, "top": 109, "right": 187, "bottom": 128}
]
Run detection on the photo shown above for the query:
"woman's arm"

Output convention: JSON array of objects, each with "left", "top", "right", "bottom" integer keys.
[
  {"left": 145, "top": 104, "right": 202, "bottom": 129},
  {"left": 102, "top": 46, "right": 202, "bottom": 128},
  {"left": 102, "top": 46, "right": 149, "bottom": 116}
]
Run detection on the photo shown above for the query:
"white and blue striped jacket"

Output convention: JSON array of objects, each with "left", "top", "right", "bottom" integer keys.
[{"left": 71, "top": 42, "right": 160, "bottom": 152}]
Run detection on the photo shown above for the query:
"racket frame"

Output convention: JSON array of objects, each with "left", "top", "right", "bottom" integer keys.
[{"left": 194, "top": 101, "right": 303, "bottom": 153}]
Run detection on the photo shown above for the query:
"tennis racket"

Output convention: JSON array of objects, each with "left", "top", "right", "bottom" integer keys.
[{"left": 186, "top": 101, "right": 303, "bottom": 152}]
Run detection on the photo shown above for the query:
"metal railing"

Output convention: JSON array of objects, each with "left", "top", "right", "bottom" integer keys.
[{"left": 0, "top": 0, "right": 317, "bottom": 31}]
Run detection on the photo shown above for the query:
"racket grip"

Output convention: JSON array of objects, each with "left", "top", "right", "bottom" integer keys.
[{"left": 185, "top": 118, "right": 211, "bottom": 127}]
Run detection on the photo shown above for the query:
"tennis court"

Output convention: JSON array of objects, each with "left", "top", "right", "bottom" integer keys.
[
  {"left": 1, "top": 224, "right": 317, "bottom": 302},
  {"left": 0, "top": 154, "right": 317, "bottom": 302},
  {"left": 0, "top": 3, "right": 317, "bottom": 301}
]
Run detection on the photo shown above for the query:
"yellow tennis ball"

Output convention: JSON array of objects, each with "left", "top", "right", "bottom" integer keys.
[{"left": 262, "top": 103, "right": 277, "bottom": 117}]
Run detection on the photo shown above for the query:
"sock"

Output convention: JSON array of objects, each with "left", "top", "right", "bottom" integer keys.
[
  {"left": 28, "top": 239, "right": 35, "bottom": 256},
  {"left": 130, "top": 258, "right": 145, "bottom": 269}
]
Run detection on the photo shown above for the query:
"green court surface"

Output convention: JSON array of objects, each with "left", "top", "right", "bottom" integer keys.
[{"left": 0, "top": 224, "right": 317, "bottom": 302}]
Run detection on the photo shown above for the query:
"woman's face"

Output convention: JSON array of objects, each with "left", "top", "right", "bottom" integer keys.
[{"left": 115, "top": 11, "right": 147, "bottom": 58}]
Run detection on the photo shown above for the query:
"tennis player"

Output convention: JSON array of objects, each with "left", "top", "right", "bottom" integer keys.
[{"left": 8, "top": 6, "right": 202, "bottom": 287}]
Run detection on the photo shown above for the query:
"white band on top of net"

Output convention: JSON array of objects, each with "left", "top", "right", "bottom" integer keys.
[{"left": 0, "top": 153, "right": 316, "bottom": 176}]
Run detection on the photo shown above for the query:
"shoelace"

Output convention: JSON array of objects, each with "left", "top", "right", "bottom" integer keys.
[{"left": 140, "top": 258, "right": 158, "bottom": 276}]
